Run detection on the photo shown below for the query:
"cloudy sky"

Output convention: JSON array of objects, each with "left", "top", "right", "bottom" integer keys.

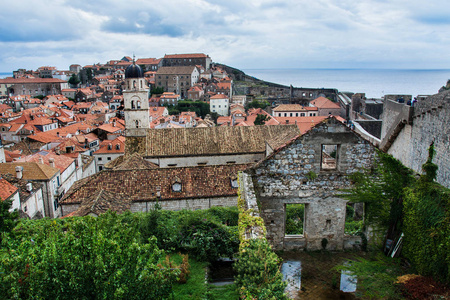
[{"left": 1, "top": 0, "right": 449, "bottom": 72}]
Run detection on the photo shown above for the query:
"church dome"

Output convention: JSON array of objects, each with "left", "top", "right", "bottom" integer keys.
[{"left": 125, "top": 63, "right": 144, "bottom": 79}]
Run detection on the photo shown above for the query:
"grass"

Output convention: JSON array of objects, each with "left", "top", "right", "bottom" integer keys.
[
  {"left": 170, "top": 253, "right": 239, "bottom": 300},
  {"left": 207, "top": 283, "right": 239, "bottom": 300},
  {"left": 171, "top": 253, "right": 208, "bottom": 299}
]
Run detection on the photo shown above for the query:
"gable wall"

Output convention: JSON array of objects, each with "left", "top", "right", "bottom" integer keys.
[{"left": 249, "top": 120, "right": 376, "bottom": 250}]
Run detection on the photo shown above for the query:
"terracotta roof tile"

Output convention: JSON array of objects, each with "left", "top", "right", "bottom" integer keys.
[
  {"left": 164, "top": 53, "right": 208, "bottom": 59},
  {"left": 60, "top": 163, "right": 249, "bottom": 205},
  {"left": 311, "top": 97, "right": 341, "bottom": 109},
  {"left": 0, "top": 178, "right": 18, "bottom": 200},
  {"left": 133, "top": 125, "right": 300, "bottom": 158},
  {"left": 0, "top": 162, "right": 59, "bottom": 180}
]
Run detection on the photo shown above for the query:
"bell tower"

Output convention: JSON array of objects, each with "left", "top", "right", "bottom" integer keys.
[{"left": 123, "top": 60, "right": 149, "bottom": 137}]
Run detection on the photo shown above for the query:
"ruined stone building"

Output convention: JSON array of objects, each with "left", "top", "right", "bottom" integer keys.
[{"left": 238, "top": 117, "right": 377, "bottom": 251}]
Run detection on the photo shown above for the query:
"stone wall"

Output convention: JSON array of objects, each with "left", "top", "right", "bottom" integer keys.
[
  {"left": 386, "top": 89, "right": 450, "bottom": 188},
  {"left": 147, "top": 153, "right": 263, "bottom": 168},
  {"left": 356, "top": 120, "right": 382, "bottom": 139},
  {"left": 244, "top": 118, "right": 376, "bottom": 251},
  {"left": 130, "top": 196, "right": 237, "bottom": 212}
]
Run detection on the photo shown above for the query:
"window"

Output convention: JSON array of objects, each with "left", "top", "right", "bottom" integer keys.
[
  {"left": 98, "top": 157, "right": 102, "bottom": 161},
  {"left": 115, "top": 144, "right": 120, "bottom": 150},
  {"left": 107, "top": 157, "right": 111, "bottom": 161},
  {"left": 107, "top": 144, "right": 112, "bottom": 150},
  {"left": 321, "top": 144, "right": 338, "bottom": 170},
  {"left": 172, "top": 177, "right": 182, "bottom": 192},
  {"left": 285, "top": 203, "right": 305, "bottom": 236},
  {"left": 230, "top": 174, "right": 238, "bottom": 188},
  {"left": 99, "top": 166, "right": 103, "bottom": 171}
]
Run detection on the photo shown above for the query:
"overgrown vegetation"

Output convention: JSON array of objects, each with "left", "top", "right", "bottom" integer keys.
[
  {"left": 234, "top": 239, "right": 288, "bottom": 299},
  {"left": 164, "top": 100, "right": 211, "bottom": 118},
  {"left": 402, "top": 143, "right": 450, "bottom": 283},
  {"left": 0, "top": 206, "right": 241, "bottom": 299},
  {"left": 1, "top": 213, "right": 178, "bottom": 299},
  {"left": 285, "top": 203, "right": 304, "bottom": 235},
  {"left": 245, "top": 99, "right": 270, "bottom": 110},
  {"left": 336, "top": 253, "right": 404, "bottom": 299},
  {"left": 343, "top": 151, "right": 415, "bottom": 243},
  {"left": 235, "top": 183, "right": 288, "bottom": 299},
  {"left": 341, "top": 144, "right": 450, "bottom": 296}
]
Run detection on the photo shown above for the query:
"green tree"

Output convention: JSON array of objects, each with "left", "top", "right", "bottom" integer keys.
[
  {"left": 150, "top": 87, "right": 164, "bottom": 96},
  {"left": 245, "top": 100, "right": 270, "bottom": 110},
  {"left": 0, "top": 212, "right": 178, "bottom": 299},
  {"left": 0, "top": 197, "right": 18, "bottom": 244},
  {"left": 254, "top": 114, "right": 271, "bottom": 125},
  {"left": 68, "top": 74, "right": 80, "bottom": 87}
]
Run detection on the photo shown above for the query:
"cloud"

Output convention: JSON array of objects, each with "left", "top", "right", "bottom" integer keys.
[{"left": 1, "top": 0, "right": 450, "bottom": 71}]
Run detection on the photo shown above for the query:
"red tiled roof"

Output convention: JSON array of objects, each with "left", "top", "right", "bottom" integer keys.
[
  {"left": 60, "top": 163, "right": 249, "bottom": 205},
  {"left": 275, "top": 116, "right": 328, "bottom": 134},
  {"left": 311, "top": 97, "right": 341, "bottom": 109},
  {"left": 17, "top": 152, "right": 74, "bottom": 173},
  {"left": 0, "top": 178, "right": 18, "bottom": 200},
  {"left": 0, "top": 78, "right": 67, "bottom": 84},
  {"left": 94, "top": 137, "right": 125, "bottom": 154},
  {"left": 0, "top": 162, "right": 59, "bottom": 180},
  {"left": 164, "top": 53, "right": 208, "bottom": 59}
]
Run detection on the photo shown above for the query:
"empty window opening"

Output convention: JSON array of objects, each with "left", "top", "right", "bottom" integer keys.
[
  {"left": 285, "top": 203, "right": 305, "bottom": 235},
  {"left": 321, "top": 144, "right": 338, "bottom": 170},
  {"left": 345, "top": 203, "right": 364, "bottom": 235}
]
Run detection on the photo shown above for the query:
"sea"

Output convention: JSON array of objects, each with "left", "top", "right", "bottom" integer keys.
[
  {"left": 2, "top": 69, "right": 450, "bottom": 99},
  {"left": 242, "top": 69, "right": 450, "bottom": 99}
]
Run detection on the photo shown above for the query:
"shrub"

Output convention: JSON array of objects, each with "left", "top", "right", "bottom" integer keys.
[{"left": 234, "top": 239, "right": 288, "bottom": 299}]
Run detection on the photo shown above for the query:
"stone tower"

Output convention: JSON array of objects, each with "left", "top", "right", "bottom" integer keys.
[{"left": 123, "top": 61, "right": 149, "bottom": 137}]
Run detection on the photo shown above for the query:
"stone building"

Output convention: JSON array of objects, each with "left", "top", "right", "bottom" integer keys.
[
  {"left": 239, "top": 117, "right": 377, "bottom": 251},
  {"left": 60, "top": 154, "right": 250, "bottom": 216},
  {"left": 155, "top": 66, "right": 200, "bottom": 98},
  {"left": 0, "top": 77, "right": 68, "bottom": 97},
  {"left": 162, "top": 53, "right": 212, "bottom": 70},
  {"left": 125, "top": 124, "right": 300, "bottom": 168}
]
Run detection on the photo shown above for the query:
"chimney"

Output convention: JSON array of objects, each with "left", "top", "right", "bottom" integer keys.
[
  {"left": 26, "top": 182, "right": 33, "bottom": 192},
  {"left": 15, "top": 166, "right": 23, "bottom": 179},
  {"left": 56, "top": 132, "right": 60, "bottom": 137},
  {"left": 112, "top": 121, "right": 116, "bottom": 127},
  {"left": 49, "top": 158, "right": 55, "bottom": 168},
  {"left": 39, "top": 157, "right": 44, "bottom": 164}
]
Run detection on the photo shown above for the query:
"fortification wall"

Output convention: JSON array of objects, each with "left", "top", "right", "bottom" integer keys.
[{"left": 386, "top": 90, "right": 450, "bottom": 188}]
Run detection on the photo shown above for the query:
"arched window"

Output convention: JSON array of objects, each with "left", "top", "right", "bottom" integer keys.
[
  {"left": 137, "top": 100, "right": 141, "bottom": 109},
  {"left": 133, "top": 80, "right": 136, "bottom": 88},
  {"left": 140, "top": 80, "right": 143, "bottom": 89},
  {"left": 135, "top": 120, "right": 139, "bottom": 128},
  {"left": 131, "top": 101, "right": 135, "bottom": 109}
]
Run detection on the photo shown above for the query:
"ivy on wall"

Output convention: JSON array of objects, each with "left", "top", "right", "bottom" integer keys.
[
  {"left": 403, "top": 143, "right": 450, "bottom": 283},
  {"left": 235, "top": 174, "right": 288, "bottom": 299}
]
